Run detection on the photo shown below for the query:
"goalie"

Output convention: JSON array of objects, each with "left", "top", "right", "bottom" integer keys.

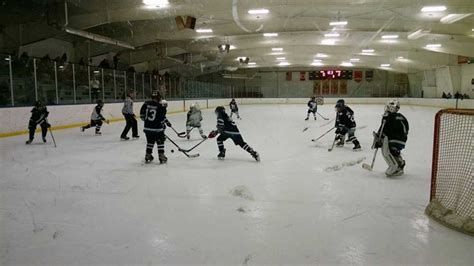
[{"left": 373, "top": 100, "right": 409, "bottom": 177}]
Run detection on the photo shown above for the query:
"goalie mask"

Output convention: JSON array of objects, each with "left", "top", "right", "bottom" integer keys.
[{"left": 385, "top": 100, "right": 400, "bottom": 113}]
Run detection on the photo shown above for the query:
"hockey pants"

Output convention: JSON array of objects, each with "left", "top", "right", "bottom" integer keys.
[
  {"left": 83, "top": 120, "right": 103, "bottom": 133},
  {"left": 28, "top": 120, "right": 48, "bottom": 140},
  {"left": 145, "top": 131, "right": 165, "bottom": 155},
  {"left": 121, "top": 113, "right": 138, "bottom": 137},
  {"left": 217, "top": 133, "right": 255, "bottom": 154}
]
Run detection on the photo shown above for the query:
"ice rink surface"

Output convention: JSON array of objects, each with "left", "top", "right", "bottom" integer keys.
[{"left": 1, "top": 104, "right": 473, "bottom": 265}]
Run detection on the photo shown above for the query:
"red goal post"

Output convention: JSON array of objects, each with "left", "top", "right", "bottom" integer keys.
[{"left": 425, "top": 109, "right": 474, "bottom": 235}]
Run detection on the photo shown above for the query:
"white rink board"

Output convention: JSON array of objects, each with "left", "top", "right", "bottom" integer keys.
[{"left": 0, "top": 98, "right": 472, "bottom": 134}]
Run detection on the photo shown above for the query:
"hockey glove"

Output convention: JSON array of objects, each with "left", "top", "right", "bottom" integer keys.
[
  {"left": 208, "top": 130, "right": 218, "bottom": 139},
  {"left": 105, "top": 120, "right": 110, "bottom": 124},
  {"left": 165, "top": 120, "right": 172, "bottom": 127}
]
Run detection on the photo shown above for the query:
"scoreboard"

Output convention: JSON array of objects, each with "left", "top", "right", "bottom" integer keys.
[{"left": 309, "top": 70, "right": 353, "bottom": 80}]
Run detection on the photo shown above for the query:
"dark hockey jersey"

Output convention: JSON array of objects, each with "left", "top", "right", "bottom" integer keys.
[
  {"left": 229, "top": 101, "right": 238, "bottom": 112},
  {"left": 30, "top": 107, "right": 49, "bottom": 124},
  {"left": 217, "top": 113, "right": 240, "bottom": 135},
  {"left": 336, "top": 106, "right": 356, "bottom": 128},
  {"left": 140, "top": 100, "right": 168, "bottom": 132},
  {"left": 379, "top": 112, "right": 409, "bottom": 144},
  {"left": 307, "top": 100, "right": 317, "bottom": 112},
  {"left": 91, "top": 105, "right": 105, "bottom": 121}
]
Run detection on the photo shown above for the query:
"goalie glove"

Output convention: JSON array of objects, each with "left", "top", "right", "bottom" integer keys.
[{"left": 208, "top": 130, "right": 218, "bottom": 139}]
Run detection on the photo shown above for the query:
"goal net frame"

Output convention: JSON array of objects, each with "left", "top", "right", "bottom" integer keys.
[{"left": 425, "top": 108, "right": 474, "bottom": 236}]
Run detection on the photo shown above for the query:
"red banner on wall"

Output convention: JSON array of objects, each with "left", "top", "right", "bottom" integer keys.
[
  {"left": 300, "top": 72, "right": 306, "bottom": 81},
  {"left": 286, "top": 72, "right": 292, "bottom": 81},
  {"left": 354, "top": 70, "right": 363, "bottom": 83}
]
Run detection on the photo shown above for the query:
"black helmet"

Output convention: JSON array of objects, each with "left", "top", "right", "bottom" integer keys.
[
  {"left": 151, "top": 91, "right": 162, "bottom": 101},
  {"left": 34, "top": 100, "right": 43, "bottom": 108},
  {"left": 215, "top": 106, "right": 225, "bottom": 115},
  {"left": 97, "top": 99, "right": 104, "bottom": 106},
  {"left": 335, "top": 99, "right": 345, "bottom": 108}
]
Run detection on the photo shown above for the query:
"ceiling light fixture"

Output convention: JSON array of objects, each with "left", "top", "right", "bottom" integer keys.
[
  {"left": 380, "top": 64, "right": 391, "bottom": 67},
  {"left": 350, "top": 58, "right": 360, "bottom": 62},
  {"left": 311, "top": 62, "right": 324, "bottom": 66},
  {"left": 381, "top": 34, "right": 399, "bottom": 39},
  {"left": 272, "top": 48, "right": 283, "bottom": 51},
  {"left": 440, "top": 13, "right": 472, "bottom": 24},
  {"left": 341, "top": 62, "right": 353, "bottom": 67},
  {"left": 313, "top": 59, "right": 322, "bottom": 62},
  {"left": 324, "top": 33, "right": 340, "bottom": 38},
  {"left": 196, "top": 29, "right": 213, "bottom": 33},
  {"left": 362, "top": 49, "right": 375, "bottom": 53},
  {"left": 143, "top": 0, "right": 169, "bottom": 7},
  {"left": 329, "top": 21, "right": 348, "bottom": 26},
  {"left": 425, "top": 43, "right": 442, "bottom": 48},
  {"left": 276, "top": 57, "right": 286, "bottom": 60},
  {"left": 278, "top": 62, "right": 290, "bottom": 66},
  {"left": 248, "top": 9, "right": 269, "bottom": 15},
  {"left": 263, "top": 33, "right": 278, "bottom": 37},
  {"left": 248, "top": 62, "right": 256, "bottom": 65},
  {"left": 397, "top": 56, "right": 405, "bottom": 59},
  {"left": 315, "top": 53, "right": 328, "bottom": 58},
  {"left": 421, "top": 6, "right": 446, "bottom": 12}
]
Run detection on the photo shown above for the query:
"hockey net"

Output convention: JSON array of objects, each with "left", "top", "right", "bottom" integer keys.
[{"left": 425, "top": 109, "right": 474, "bottom": 236}]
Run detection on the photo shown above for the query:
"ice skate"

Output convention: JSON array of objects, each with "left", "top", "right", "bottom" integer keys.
[
  {"left": 305, "top": 117, "right": 309, "bottom": 121},
  {"left": 42, "top": 137, "right": 47, "bottom": 143},
  {"left": 386, "top": 167, "right": 404, "bottom": 177},
  {"left": 251, "top": 151, "right": 260, "bottom": 162},
  {"left": 25, "top": 139, "right": 32, "bottom": 145},
  {"left": 217, "top": 149, "right": 226, "bottom": 160},
  {"left": 95, "top": 131, "right": 102, "bottom": 135},
  {"left": 80, "top": 127, "right": 85, "bottom": 132},
  {"left": 353, "top": 140, "right": 361, "bottom": 151},
  {"left": 159, "top": 153, "right": 168, "bottom": 164},
  {"left": 121, "top": 136, "right": 130, "bottom": 141},
  {"left": 145, "top": 153, "right": 154, "bottom": 164},
  {"left": 132, "top": 135, "right": 140, "bottom": 139}
]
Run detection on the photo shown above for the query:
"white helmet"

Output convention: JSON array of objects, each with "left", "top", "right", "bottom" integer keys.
[
  {"left": 190, "top": 103, "right": 200, "bottom": 111},
  {"left": 160, "top": 99, "right": 168, "bottom": 107},
  {"left": 385, "top": 99, "right": 400, "bottom": 113}
]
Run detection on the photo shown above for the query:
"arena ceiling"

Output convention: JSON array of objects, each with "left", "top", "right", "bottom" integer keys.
[{"left": 1, "top": 0, "right": 474, "bottom": 74}]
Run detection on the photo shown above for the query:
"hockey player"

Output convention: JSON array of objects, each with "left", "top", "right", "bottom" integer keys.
[
  {"left": 229, "top": 98, "right": 240, "bottom": 119},
  {"left": 81, "top": 100, "right": 109, "bottom": 135},
  {"left": 186, "top": 103, "right": 207, "bottom": 140},
  {"left": 334, "top": 99, "right": 361, "bottom": 150},
  {"left": 140, "top": 92, "right": 171, "bottom": 164},
  {"left": 373, "top": 100, "right": 409, "bottom": 177},
  {"left": 25, "top": 101, "right": 51, "bottom": 144},
  {"left": 208, "top": 106, "right": 259, "bottom": 161},
  {"left": 120, "top": 91, "right": 139, "bottom": 140},
  {"left": 305, "top": 96, "right": 318, "bottom": 120}
]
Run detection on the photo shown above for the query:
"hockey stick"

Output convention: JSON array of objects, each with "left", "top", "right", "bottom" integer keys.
[
  {"left": 362, "top": 148, "right": 379, "bottom": 171},
  {"left": 362, "top": 120, "right": 386, "bottom": 171},
  {"left": 178, "top": 137, "right": 208, "bottom": 153},
  {"left": 328, "top": 136, "right": 337, "bottom": 152},
  {"left": 48, "top": 127, "right": 57, "bottom": 148},
  {"left": 169, "top": 125, "right": 187, "bottom": 138},
  {"left": 317, "top": 112, "right": 330, "bottom": 120},
  {"left": 312, "top": 127, "right": 336, "bottom": 142},
  {"left": 165, "top": 135, "right": 200, "bottom": 158}
]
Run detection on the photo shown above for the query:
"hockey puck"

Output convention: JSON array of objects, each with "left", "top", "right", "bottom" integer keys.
[{"left": 171, "top": 149, "right": 174, "bottom": 153}]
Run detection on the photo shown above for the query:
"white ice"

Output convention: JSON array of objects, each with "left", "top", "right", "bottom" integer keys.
[{"left": 1, "top": 104, "right": 473, "bottom": 265}]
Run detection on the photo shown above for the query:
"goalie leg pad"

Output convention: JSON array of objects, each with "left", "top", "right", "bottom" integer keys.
[{"left": 382, "top": 136, "right": 399, "bottom": 175}]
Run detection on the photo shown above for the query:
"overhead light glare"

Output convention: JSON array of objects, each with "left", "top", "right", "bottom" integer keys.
[
  {"left": 421, "top": 6, "right": 446, "bottom": 12},
  {"left": 397, "top": 56, "right": 405, "bottom": 59},
  {"left": 143, "top": 0, "right": 169, "bottom": 7},
  {"left": 440, "top": 13, "right": 472, "bottom": 24},
  {"left": 341, "top": 62, "right": 353, "bottom": 67},
  {"left": 408, "top": 29, "right": 430, "bottom": 40},
  {"left": 315, "top": 53, "right": 328, "bottom": 58},
  {"left": 362, "top": 49, "right": 375, "bottom": 53},
  {"left": 381, "top": 35, "right": 399, "bottom": 39},
  {"left": 324, "top": 33, "right": 340, "bottom": 37},
  {"left": 350, "top": 58, "right": 360, "bottom": 62},
  {"left": 321, "top": 39, "right": 336, "bottom": 45},
  {"left": 278, "top": 62, "right": 290, "bottom": 66},
  {"left": 329, "top": 21, "right": 347, "bottom": 26},
  {"left": 264, "top": 33, "right": 278, "bottom": 37},
  {"left": 425, "top": 43, "right": 442, "bottom": 48},
  {"left": 272, "top": 48, "right": 283, "bottom": 51},
  {"left": 380, "top": 64, "right": 391, "bottom": 67},
  {"left": 276, "top": 57, "right": 286, "bottom": 60},
  {"left": 311, "top": 62, "right": 324, "bottom": 66},
  {"left": 196, "top": 29, "right": 213, "bottom": 33},
  {"left": 248, "top": 9, "right": 269, "bottom": 15},
  {"left": 313, "top": 59, "right": 322, "bottom": 62}
]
